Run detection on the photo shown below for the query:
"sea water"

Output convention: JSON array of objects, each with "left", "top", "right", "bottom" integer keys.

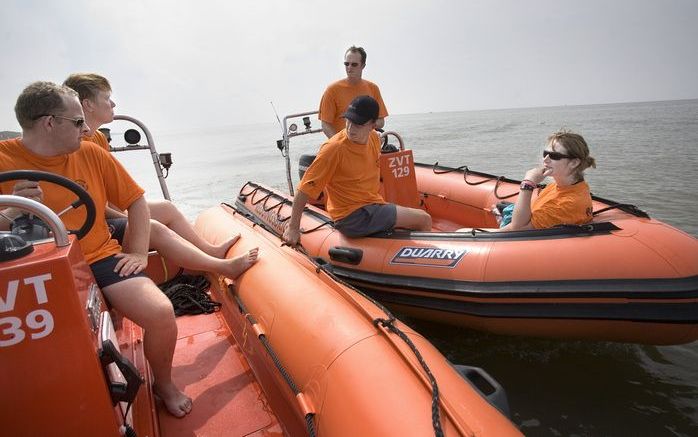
[{"left": 114, "top": 99, "right": 698, "bottom": 436}]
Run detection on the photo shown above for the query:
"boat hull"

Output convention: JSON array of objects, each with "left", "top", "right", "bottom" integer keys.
[{"left": 235, "top": 162, "right": 698, "bottom": 345}]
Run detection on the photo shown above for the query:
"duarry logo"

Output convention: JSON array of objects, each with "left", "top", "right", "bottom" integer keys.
[{"left": 390, "top": 246, "right": 467, "bottom": 268}]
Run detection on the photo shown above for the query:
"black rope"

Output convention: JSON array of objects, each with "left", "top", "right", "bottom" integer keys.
[
  {"left": 159, "top": 274, "right": 220, "bottom": 317},
  {"left": 300, "top": 221, "right": 333, "bottom": 234},
  {"left": 305, "top": 414, "right": 317, "bottom": 437},
  {"left": 307, "top": 259, "right": 445, "bottom": 437},
  {"left": 432, "top": 162, "right": 467, "bottom": 174},
  {"left": 225, "top": 198, "right": 443, "bottom": 436},
  {"left": 493, "top": 177, "right": 520, "bottom": 200},
  {"left": 262, "top": 196, "right": 287, "bottom": 212},
  {"left": 251, "top": 191, "right": 274, "bottom": 206},
  {"left": 592, "top": 202, "right": 650, "bottom": 218},
  {"left": 238, "top": 183, "right": 260, "bottom": 198},
  {"left": 374, "top": 317, "right": 444, "bottom": 437},
  {"left": 232, "top": 291, "right": 317, "bottom": 437},
  {"left": 462, "top": 166, "right": 492, "bottom": 186}
]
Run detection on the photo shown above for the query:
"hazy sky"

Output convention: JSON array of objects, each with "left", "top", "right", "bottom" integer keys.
[{"left": 1, "top": 0, "right": 697, "bottom": 134}]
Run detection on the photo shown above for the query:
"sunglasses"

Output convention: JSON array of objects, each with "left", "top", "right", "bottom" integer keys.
[
  {"left": 34, "top": 114, "right": 86, "bottom": 128},
  {"left": 543, "top": 150, "right": 573, "bottom": 160},
  {"left": 343, "top": 62, "right": 360, "bottom": 67}
]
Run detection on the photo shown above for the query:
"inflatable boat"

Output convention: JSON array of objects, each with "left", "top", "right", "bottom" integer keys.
[
  {"left": 1, "top": 117, "right": 520, "bottom": 436},
  {"left": 238, "top": 111, "right": 698, "bottom": 346}
]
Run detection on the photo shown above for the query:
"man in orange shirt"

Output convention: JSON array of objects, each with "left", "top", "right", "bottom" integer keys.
[
  {"left": 283, "top": 96, "right": 431, "bottom": 245},
  {"left": 319, "top": 46, "right": 388, "bottom": 138},
  {"left": 0, "top": 82, "right": 206, "bottom": 417}
]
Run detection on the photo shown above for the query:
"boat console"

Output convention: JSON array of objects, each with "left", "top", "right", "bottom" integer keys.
[{"left": 0, "top": 174, "right": 149, "bottom": 436}]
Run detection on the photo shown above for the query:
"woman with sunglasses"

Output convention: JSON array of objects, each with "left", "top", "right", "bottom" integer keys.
[{"left": 498, "top": 130, "right": 596, "bottom": 232}]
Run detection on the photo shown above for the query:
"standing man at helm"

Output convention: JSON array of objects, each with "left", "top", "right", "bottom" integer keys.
[{"left": 319, "top": 46, "right": 389, "bottom": 138}]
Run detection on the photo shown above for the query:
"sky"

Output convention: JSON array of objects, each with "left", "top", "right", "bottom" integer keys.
[{"left": 1, "top": 0, "right": 697, "bottom": 135}]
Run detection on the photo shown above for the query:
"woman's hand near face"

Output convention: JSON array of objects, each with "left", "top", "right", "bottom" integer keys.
[{"left": 524, "top": 167, "right": 549, "bottom": 185}]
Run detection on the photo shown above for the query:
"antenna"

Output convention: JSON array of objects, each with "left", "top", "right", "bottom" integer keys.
[{"left": 270, "top": 101, "right": 283, "bottom": 136}]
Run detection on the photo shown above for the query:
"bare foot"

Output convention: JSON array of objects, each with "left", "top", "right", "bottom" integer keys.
[
  {"left": 209, "top": 234, "right": 240, "bottom": 258},
  {"left": 224, "top": 248, "right": 260, "bottom": 279},
  {"left": 154, "top": 382, "right": 192, "bottom": 418}
]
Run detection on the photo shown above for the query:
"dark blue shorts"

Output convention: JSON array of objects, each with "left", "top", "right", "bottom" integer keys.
[
  {"left": 90, "top": 254, "right": 147, "bottom": 289},
  {"left": 107, "top": 217, "right": 127, "bottom": 244},
  {"left": 334, "top": 203, "right": 397, "bottom": 238}
]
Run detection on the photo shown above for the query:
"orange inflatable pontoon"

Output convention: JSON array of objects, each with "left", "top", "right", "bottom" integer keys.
[
  {"left": 1, "top": 167, "right": 520, "bottom": 435},
  {"left": 246, "top": 114, "right": 698, "bottom": 346}
]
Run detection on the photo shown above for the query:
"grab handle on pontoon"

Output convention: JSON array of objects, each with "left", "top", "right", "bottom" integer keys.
[
  {"left": 454, "top": 364, "right": 511, "bottom": 418},
  {"left": 329, "top": 246, "right": 363, "bottom": 265}
]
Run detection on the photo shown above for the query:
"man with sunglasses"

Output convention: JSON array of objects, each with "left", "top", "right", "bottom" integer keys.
[
  {"left": 284, "top": 95, "right": 431, "bottom": 246},
  {"left": 319, "top": 46, "right": 388, "bottom": 138},
  {"left": 0, "top": 81, "right": 192, "bottom": 417}
]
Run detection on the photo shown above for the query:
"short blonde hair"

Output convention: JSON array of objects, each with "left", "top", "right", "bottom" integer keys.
[{"left": 63, "top": 73, "right": 111, "bottom": 102}]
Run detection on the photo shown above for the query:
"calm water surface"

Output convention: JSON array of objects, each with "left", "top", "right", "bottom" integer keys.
[{"left": 114, "top": 99, "right": 698, "bottom": 436}]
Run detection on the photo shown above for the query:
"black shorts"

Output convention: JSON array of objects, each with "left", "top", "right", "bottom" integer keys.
[
  {"left": 107, "top": 217, "right": 127, "bottom": 244},
  {"left": 90, "top": 254, "right": 147, "bottom": 289},
  {"left": 334, "top": 203, "right": 397, "bottom": 238}
]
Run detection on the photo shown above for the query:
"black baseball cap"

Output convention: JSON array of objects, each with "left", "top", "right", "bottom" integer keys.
[{"left": 342, "top": 95, "right": 379, "bottom": 125}]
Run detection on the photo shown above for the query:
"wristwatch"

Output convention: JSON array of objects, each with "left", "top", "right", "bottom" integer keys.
[{"left": 520, "top": 181, "right": 535, "bottom": 191}]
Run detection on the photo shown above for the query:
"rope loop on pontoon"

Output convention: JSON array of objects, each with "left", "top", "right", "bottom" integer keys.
[
  {"left": 373, "top": 317, "right": 444, "bottom": 437},
  {"left": 431, "top": 162, "right": 467, "bottom": 174},
  {"left": 462, "top": 166, "right": 493, "bottom": 186},
  {"left": 493, "top": 177, "right": 519, "bottom": 200}
]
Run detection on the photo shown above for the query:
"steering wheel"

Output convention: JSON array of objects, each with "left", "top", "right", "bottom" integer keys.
[{"left": 0, "top": 170, "right": 96, "bottom": 239}]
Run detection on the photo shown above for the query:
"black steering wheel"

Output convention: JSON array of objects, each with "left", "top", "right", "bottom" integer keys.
[{"left": 0, "top": 170, "right": 96, "bottom": 239}]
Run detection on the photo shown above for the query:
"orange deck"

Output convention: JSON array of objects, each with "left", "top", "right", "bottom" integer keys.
[{"left": 157, "top": 312, "right": 283, "bottom": 436}]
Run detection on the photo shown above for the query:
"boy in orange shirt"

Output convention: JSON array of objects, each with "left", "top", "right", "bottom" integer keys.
[{"left": 284, "top": 96, "right": 431, "bottom": 246}]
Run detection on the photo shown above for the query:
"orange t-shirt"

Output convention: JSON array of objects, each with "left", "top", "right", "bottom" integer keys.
[
  {"left": 531, "top": 181, "right": 593, "bottom": 229},
  {"left": 84, "top": 130, "right": 110, "bottom": 150},
  {"left": 319, "top": 79, "right": 388, "bottom": 133},
  {"left": 0, "top": 139, "right": 144, "bottom": 264},
  {"left": 298, "top": 130, "right": 385, "bottom": 221}
]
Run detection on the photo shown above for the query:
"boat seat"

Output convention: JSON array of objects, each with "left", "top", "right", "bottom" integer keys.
[{"left": 379, "top": 149, "right": 421, "bottom": 209}]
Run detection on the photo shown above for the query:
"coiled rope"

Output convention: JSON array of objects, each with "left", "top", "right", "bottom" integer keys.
[{"left": 159, "top": 274, "right": 221, "bottom": 316}]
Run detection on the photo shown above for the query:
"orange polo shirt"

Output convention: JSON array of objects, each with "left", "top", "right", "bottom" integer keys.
[
  {"left": 0, "top": 138, "right": 144, "bottom": 264},
  {"left": 531, "top": 181, "right": 593, "bottom": 229},
  {"left": 319, "top": 79, "right": 388, "bottom": 133},
  {"left": 298, "top": 130, "right": 385, "bottom": 221},
  {"left": 84, "top": 130, "right": 110, "bottom": 150}
]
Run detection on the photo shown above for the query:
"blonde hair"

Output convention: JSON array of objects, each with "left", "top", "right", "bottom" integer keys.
[
  {"left": 547, "top": 129, "right": 596, "bottom": 179},
  {"left": 63, "top": 73, "right": 111, "bottom": 102}
]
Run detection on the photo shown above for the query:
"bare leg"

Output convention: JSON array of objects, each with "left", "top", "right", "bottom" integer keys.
[
  {"left": 148, "top": 199, "right": 238, "bottom": 258},
  {"left": 102, "top": 277, "right": 192, "bottom": 417},
  {"left": 126, "top": 220, "right": 259, "bottom": 279},
  {"left": 395, "top": 205, "right": 432, "bottom": 231}
]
